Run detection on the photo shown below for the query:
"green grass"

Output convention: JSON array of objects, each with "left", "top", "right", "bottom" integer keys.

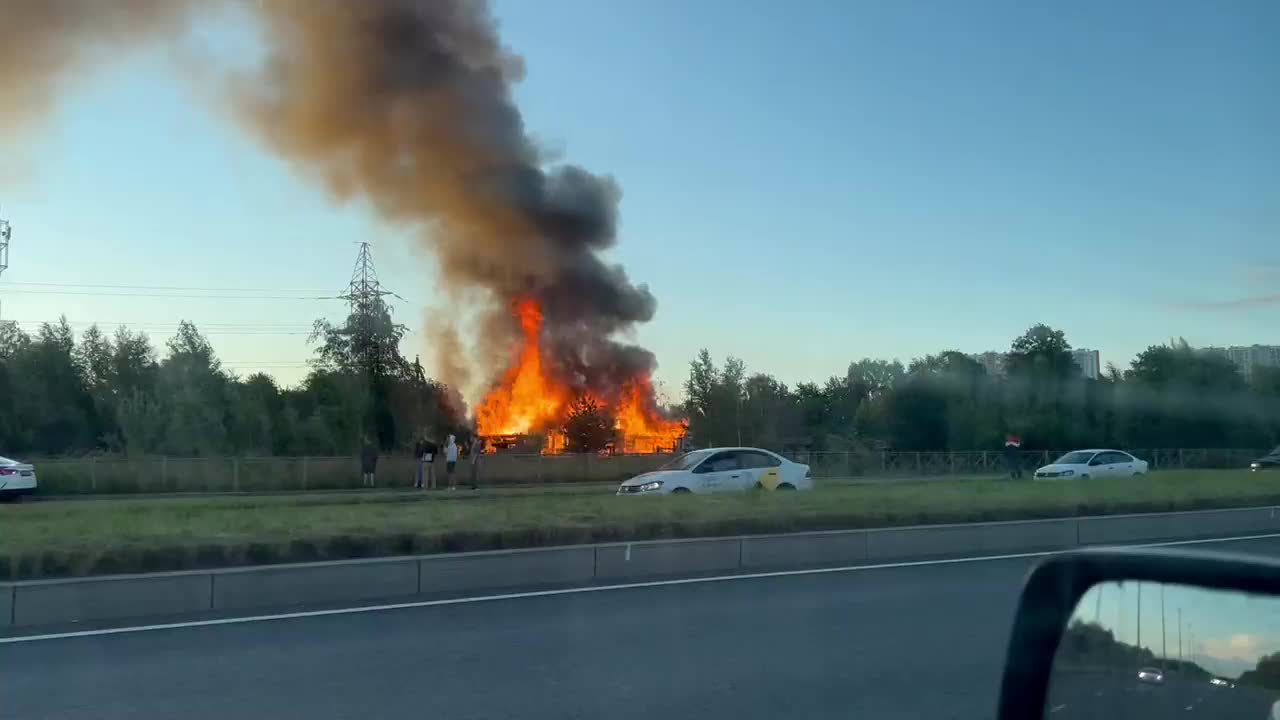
[{"left": 2, "top": 470, "right": 1277, "bottom": 580}]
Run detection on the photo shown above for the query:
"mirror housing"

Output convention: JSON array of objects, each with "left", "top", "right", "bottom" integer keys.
[{"left": 996, "top": 547, "right": 1280, "bottom": 719}]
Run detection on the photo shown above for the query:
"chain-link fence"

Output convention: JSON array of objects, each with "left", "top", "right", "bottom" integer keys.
[{"left": 22, "top": 447, "right": 1269, "bottom": 496}]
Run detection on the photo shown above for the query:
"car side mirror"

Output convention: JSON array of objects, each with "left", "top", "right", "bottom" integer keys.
[{"left": 996, "top": 548, "right": 1280, "bottom": 719}]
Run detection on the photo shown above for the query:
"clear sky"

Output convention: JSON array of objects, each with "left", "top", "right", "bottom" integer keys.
[
  {"left": 1, "top": 0, "right": 1276, "bottom": 401},
  {"left": 1075, "top": 581, "right": 1280, "bottom": 678}
]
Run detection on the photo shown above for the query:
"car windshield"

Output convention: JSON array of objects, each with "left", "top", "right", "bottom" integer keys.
[
  {"left": 1055, "top": 452, "right": 1098, "bottom": 465},
  {"left": 661, "top": 450, "right": 713, "bottom": 471}
]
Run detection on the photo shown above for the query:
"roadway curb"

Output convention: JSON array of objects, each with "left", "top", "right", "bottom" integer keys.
[{"left": 4, "top": 505, "right": 1279, "bottom": 629}]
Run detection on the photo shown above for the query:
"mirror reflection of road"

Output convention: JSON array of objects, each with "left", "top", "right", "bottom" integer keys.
[{"left": 1049, "top": 669, "right": 1277, "bottom": 719}]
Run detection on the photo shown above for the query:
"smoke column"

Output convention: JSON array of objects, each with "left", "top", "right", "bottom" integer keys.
[
  {"left": 1, "top": 0, "right": 660, "bottom": 402},
  {"left": 0, "top": 1, "right": 196, "bottom": 133}
]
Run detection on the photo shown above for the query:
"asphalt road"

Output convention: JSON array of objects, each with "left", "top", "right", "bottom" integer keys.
[
  {"left": 1049, "top": 669, "right": 1277, "bottom": 719},
  {"left": 7, "top": 537, "right": 1280, "bottom": 720}
]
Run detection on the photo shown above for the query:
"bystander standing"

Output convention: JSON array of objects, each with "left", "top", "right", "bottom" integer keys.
[
  {"left": 445, "top": 434, "right": 459, "bottom": 490},
  {"left": 414, "top": 434, "right": 437, "bottom": 490},
  {"left": 468, "top": 435, "right": 484, "bottom": 490},
  {"left": 1003, "top": 434, "right": 1023, "bottom": 480},
  {"left": 361, "top": 437, "right": 378, "bottom": 487}
]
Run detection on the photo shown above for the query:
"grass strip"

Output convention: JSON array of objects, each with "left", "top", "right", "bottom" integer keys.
[{"left": 2, "top": 470, "right": 1276, "bottom": 580}]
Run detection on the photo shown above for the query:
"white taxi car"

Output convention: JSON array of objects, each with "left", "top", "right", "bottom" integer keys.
[
  {"left": 617, "top": 447, "right": 812, "bottom": 495},
  {"left": 1034, "top": 449, "right": 1149, "bottom": 480},
  {"left": 0, "top": 455, "right": 38, "bottom": 500}
]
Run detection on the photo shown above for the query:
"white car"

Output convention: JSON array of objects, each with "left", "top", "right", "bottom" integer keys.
[
  {"left": 1136, "top": 667, "right": 1165, "bottom": 685},
  {"left": 1034, "top": 449, "right": 1149, "bottom": 480},
  {"left": 617, "top": 448, "right": 812, "bottom": 495},
  {"left": 0, "top": 455, "right": 38, "bottom": 500}
]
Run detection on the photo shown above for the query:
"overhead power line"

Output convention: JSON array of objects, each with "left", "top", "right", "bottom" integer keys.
[
  {"left": 0, "top": 280, "right": 334, "bottom": 293},
  {"left": 0, "top": 289, "right": 342, "bottom": 300},
  {"left": 13, "top": 319, "right": 314, "bottom": 328}
]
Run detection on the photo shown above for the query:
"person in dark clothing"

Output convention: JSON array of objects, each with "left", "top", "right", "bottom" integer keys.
[
  {"left": 467, "top": 436, "right": 484, "bottom": 490},
  {"left": 360, "top": 439, "right": 378, "bottom": 487},
  {"left": 414, "top": 435, "right": 438, "bottom": 490},
  {"left": 1002, "top": 436, "right": 1023, "bottom": 480}
]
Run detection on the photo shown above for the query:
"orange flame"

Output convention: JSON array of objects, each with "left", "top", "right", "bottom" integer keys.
[
  {"left": 614, "top": 377, "right": 687, "bottom": 454},
  {"left": 476, "top": 299, "right": 569, "bottom": 437},
  {"left": 476, "top": 298, "right": 686, "bottom": 454}
]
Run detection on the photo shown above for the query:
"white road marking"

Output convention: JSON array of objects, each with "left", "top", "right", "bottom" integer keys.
[
  {"left": 5, "top": 531, "right": 1280, "bottom": 644},
  {"left": 1049, "top": 703, "right": 1067, "bottom": 713}
]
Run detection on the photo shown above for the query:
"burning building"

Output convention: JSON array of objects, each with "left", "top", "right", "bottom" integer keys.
[{"left": 476, "top": 299, "right": 686, "bottom": 454}]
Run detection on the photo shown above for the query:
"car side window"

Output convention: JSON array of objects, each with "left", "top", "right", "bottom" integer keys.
[
  {"left": 740, "top": 451, "right": 781, "bottom": 469},
  {"left": 693, "top": 452, "right": 740, "bottom": 473},
  {"left": 1088, "top": 453, "right": 1109, "bottom": 466}
]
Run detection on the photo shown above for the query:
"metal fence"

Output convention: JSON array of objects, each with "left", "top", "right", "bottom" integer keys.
[
  {"left": 23, "top": 447, "right": 1269, "bottom": 496},
  {"left": 786, "top": 448, "right": 1270, "bottom": 480}
]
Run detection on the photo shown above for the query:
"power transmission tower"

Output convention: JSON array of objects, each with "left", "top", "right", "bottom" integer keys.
[
  {"left": 0, "top": 207, "right": 11, "bottom": 327},
  {"left": 338, "top": 242, "right": 396, "bottom": 379}
]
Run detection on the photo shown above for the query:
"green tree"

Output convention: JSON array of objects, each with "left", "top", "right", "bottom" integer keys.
[
  {"left": 1121, "top": 340, "right": 1258, "bottom": 448},
  {"left": 740, "top": 373, "right": 802, "bottom": 449},
  {"left": 8, "top": 319, "right": 98, "bottom": 454},
  {"left": 157, "top": 321, "right": 231, "bottom": 456},
  {"left": 563, "top": 395, "right": 615, "bottom": 452},
  {"left": 683, "top": 350, "right": 746, "bottom": 447}
]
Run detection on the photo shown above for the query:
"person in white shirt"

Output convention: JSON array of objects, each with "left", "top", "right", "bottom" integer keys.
[{"left": 445, "top": 434, "right": 459, "bottom": 490}]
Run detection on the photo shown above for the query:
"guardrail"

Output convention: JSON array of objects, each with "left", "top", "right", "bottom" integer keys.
[
  {"left": 20, "top": 448, "right": 1268, "bottom": 496},
  {"left": 4, "top": 505, "right": 1278, "bottom": 629}
]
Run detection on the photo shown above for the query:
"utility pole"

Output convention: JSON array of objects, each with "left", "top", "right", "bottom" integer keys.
[
  {"left": 1095, "top": 585, "right": 1104, "bottom": 623},
  {"left": 1137, "top": 582, "right": 1143, "bottom": 656},
  {"left": 0, "top": 206, "right": 11, "bottom": 327},
  {"left": 1178, "top": 608, "right": 1183, "bottom": 664},
  {"left": 1161, "top": 585, "right": 1167, "bottom": 673}
]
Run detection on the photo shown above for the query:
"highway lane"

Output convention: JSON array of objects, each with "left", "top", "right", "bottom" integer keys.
[
  {"left": 7, "top": 536, "right": 1280, "bottom": 720},
  {"left": 1049, "top": 670, "right": 1277, "bottom": 719}
]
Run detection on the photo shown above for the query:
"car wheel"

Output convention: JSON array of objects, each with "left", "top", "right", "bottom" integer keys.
[
  {"left": 671, "top": 487, "right": 692, "bottom": 495},
  {"left": 776, "top": 483, "right": 797, "bottom": 491}
]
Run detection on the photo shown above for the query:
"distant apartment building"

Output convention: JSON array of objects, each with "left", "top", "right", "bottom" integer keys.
[
  {"left": 967, "top": 348, "right": 1101, "bottom": 379},
  {"left": 1071, "top": 349, "right": 1101, "bottom": 380},
  {"left": 968, "top": 351, "right": 1007, "bottom": 377},
  {"left": 1202, "top": 344, "right": 1280, "bottom": 380}
]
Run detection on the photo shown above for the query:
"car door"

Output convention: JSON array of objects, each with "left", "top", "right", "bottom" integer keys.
[
  {"left": 738, "top": 450, "right": 784, "bottom": 490},
  {"left": 1088, "top": 452, "right": 1122, "bottom": 478},
  {"left": 1111, "top": 451, "right": 1139, "bottom": 476},
  {"left": 691, "top": 451, "right": 744, "bottom": 493}
]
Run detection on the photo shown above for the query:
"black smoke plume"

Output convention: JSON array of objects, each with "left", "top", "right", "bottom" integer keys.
[{"left": 2, "top": 0, "right": 660, "bottom": 404}]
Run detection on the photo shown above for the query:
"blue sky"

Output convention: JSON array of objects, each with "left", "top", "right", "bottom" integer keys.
[
  {"left": 1, "top": 0, "right": 1276, "bottom": 400},
  {"left": 1075, "top": 581, "right": 1280, "bottom": 678}
]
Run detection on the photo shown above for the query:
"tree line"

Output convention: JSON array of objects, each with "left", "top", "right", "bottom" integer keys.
[
  {"left": 1, "top": 316, "right": 1277, "bottom": 457},
  {"left": 683, "top": 324, "right": 1280, "bottom": 453},
  {"left": 0, "top": 299, "right": 465, "bottom": 457}
]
